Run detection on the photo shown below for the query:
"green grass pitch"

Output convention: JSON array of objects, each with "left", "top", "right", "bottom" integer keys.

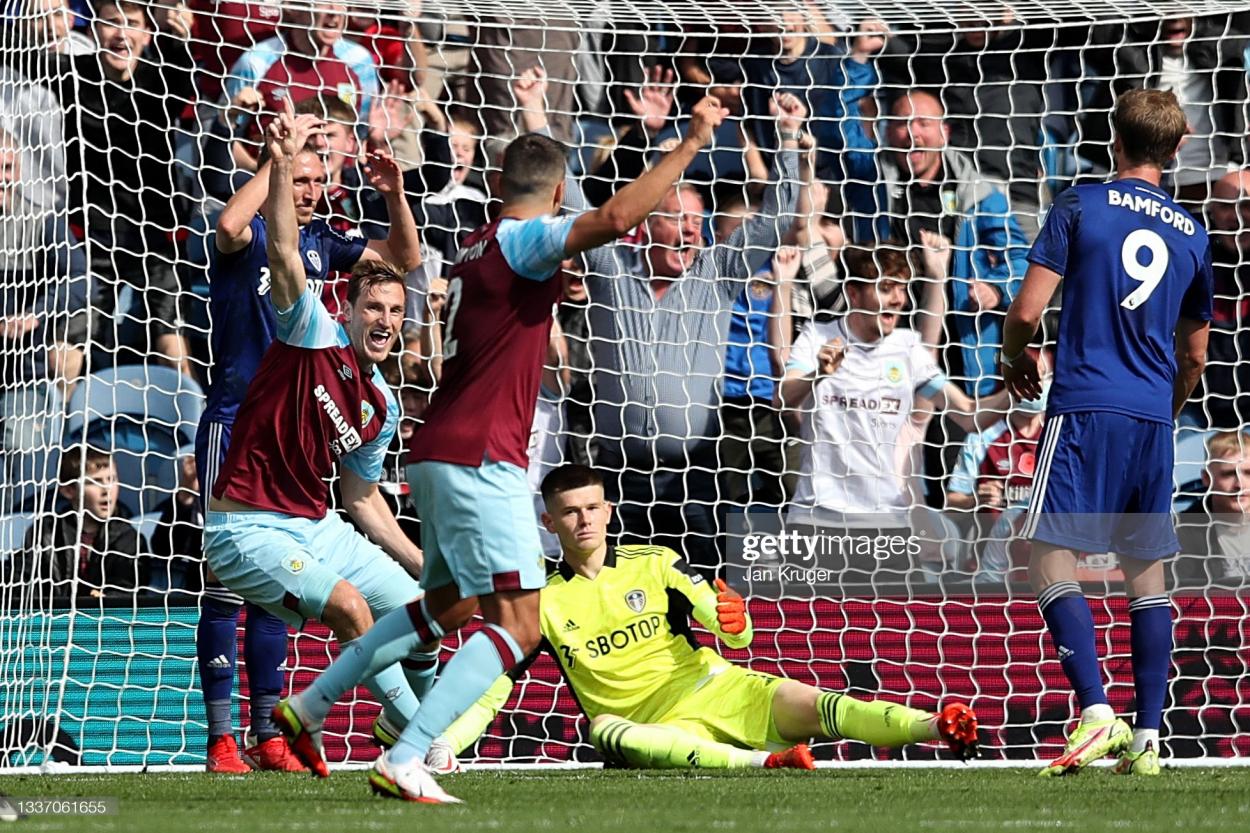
[{"left": 2, "top": 768, "right": 1250, "bottom": 833}]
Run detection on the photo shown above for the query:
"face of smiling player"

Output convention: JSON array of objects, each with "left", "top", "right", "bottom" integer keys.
[
  {"left": 291, "top": 149, "right": 327, "bottom": 226},
  {"left": 345, "top": 280, "right": 405, "bottom": 368}
]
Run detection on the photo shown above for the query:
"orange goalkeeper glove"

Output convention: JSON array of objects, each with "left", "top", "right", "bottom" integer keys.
[{"left": 714, "top": 578, "right": 747, "bottom": 635}]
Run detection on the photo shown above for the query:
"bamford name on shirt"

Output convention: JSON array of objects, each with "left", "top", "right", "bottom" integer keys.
[
  {"left": 1107, "top": 189, "right": 1196, "bottom": 235},
  {"left": 314, "top": 383, "right": 362, "bottom": 455}
]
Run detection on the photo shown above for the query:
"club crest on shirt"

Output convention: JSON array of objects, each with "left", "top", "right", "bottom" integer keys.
[
  {"left": 336, "top": 83, "right": 357, "bottom": 107},
  {"left": 625, "top": 589, "right": 646, "bottom": 613},
  {"left": 361, "top": 400, "right": 374, "bottom": 428},
  {"left": 281, "top": 555, "right": 305, "bottom": 575},
  {"left": 884, "top": 360, "right": 904, "bottom": 385},
  {"left": 306, "top": 249, "right": 322, "bottom": 273}
]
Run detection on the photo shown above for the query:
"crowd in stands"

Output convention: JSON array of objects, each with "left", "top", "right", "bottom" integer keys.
[{"left": 3, "top": 1, "right": 1250, "bottom": 601}]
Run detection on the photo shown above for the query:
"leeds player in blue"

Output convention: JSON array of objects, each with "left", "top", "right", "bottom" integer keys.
[
  {"left": 195, "top": 114, "right": 424, "bottom": 773},
  {"left": 1001, "top": 89, "right": 1213, "bottom": 778}
]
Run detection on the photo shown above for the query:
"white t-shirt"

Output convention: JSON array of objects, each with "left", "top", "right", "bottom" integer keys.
[
  {"left": 1157, "top": 55, "right": 1218, "bottom": 186},
  {"left": 785, "top": 318, "right": 945, "bottom": 525}
]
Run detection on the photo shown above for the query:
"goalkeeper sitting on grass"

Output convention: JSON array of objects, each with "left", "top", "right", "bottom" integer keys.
[{"left": 424, "top": 464, "right": 979, "bottom": 772}]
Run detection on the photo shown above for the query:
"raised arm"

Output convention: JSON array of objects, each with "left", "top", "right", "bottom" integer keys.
[
  {"left": 562, "top": 97, "right": 726, "bottom": 256},
  {"left": 358, "top": 149, "right": 424, "bottom": 272},
  {"left": 263, "top": 101, "right": 325, "bottom": 311},
  {"left": 915, "top": 229, "right": 953, "bottom": 358},
  {"left": 713, "top": 94, "right": 808, "bottom": 280},
  {"left": 215, "top": 157, "right": 271, "bottom": 254}
]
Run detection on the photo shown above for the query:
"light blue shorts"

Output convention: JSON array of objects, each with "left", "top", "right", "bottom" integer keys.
[
  {"left": 406, "top": 458, "right": 546, "bottom": 597},
  {"left": 204, "top": 510, "right": 422, "bottom": 627}
]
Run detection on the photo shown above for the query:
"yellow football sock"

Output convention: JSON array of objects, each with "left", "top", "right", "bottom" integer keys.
[
  {"left": 816, "top": 692, "right": 936, "bottom": 747},
  {"left": 590, "top": 716, "right": 766, "bottom": 769},
  {"left": 442, "top": 675, "right": 516, "bottom": 755}
]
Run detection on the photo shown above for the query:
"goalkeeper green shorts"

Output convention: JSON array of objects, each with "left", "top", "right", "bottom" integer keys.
[{"left": 655, "top": 665, "right": 787, "bottom": 751}]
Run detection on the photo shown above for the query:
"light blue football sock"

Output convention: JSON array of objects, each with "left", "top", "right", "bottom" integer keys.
[
  {"left": 361, "top": 659, "right": 420, "bottom": 729},
  {"left": 388, "top": 624, "right": 522, "bottom": 766},
  {"left": 300, "top": 603, "right": 443, "bottom": 725}
]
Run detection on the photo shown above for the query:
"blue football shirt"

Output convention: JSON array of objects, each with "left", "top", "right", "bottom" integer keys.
[
  {"left": 1028, "top": 178, "right": 1214, "bottom": 425},
  {"left": 201, "top": 215, "right": 365, "bottom": 425}
]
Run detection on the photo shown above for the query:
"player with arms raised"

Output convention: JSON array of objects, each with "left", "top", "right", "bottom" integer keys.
[
  {"left": 203, "top": 101, "right": 432, "bottom": 776},
  {"left": 423, "top": 465, "right": 979, "bottom": 773},
  {"left": 1001, "top": 89, "right": 1213, "bottom": 777},
  {"left": 196, "top": 90, "right": 423, "bottom": 774},
  {"left": 275, "top": 96, "right": 737, "bottom": 804}
]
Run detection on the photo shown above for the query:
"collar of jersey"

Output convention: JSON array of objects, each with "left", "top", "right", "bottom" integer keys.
[{"left": 558, "top": 545, "right": 618, "bottom": 581}]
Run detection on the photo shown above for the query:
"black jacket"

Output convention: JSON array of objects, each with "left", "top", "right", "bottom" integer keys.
[
  {"left": 1078, "top": 16, "right": 1248, "bottom": 173},
  {"left": 17, "top": 506, "right": 147, "bottom": 603}
]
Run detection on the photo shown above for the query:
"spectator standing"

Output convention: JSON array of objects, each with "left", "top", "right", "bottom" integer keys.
[
  {"left": 847, "top": 89, "right": 1030, "bottom": 394},
  {"left": 778, "top": 240, "right": 1008, "bottom": 538},
  {"left": 466, "top": 15, "right": 579, "bottom": 143},
  {"left": 225, "top": 0, "right": 379, "bottom": 142},
  {"left": 518, "top": 77, "right": 809, "bottom": 569},
  {"left": 53, "top": 0, "right": 196, "bottom": 375}
]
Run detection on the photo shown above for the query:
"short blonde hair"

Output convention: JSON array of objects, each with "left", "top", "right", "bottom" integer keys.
[{"left": 1206, "top": 430, "right": 1250, "bottom": 465}]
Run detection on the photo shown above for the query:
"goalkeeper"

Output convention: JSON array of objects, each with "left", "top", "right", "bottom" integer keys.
[{"left": 426, "top": 464, "right": 979, "bottom": 771}]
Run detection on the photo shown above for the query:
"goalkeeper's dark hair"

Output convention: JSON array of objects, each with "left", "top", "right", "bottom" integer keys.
[
  {"left": 347, "top": 260, "right": 406, "bottom": 306},
  {"left": 541, "top": 464, "right": 605, "bottom": 503},
  {"left": 500, "top": 133, "right": 567, "bottom": 202},
  {"left": 1113, "top": 88, "right": 1187, "bottom": 169}
]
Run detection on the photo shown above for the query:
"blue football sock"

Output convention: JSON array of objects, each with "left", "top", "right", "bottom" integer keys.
[
  {"left": 389, "top": 623, "right": 523, "bottom": 766},
  {"left": 243, "top": 604, "right": 288, "bottom": 741},
  {"left": 301, "top": 600, "right": 443, "bottom": 725},
  {"left": 1038, "top": 581, "right": 1108, "bottom": 710},
  {"left": 1128, "top": 595, "right": 1172, "bottom": 732},
  {"left": 198, "top": 597, "right": 240, "bottom": 740}
]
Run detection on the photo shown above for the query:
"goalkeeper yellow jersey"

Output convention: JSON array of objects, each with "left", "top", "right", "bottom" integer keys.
[{"left": 525, "top": 545, "right": 754, "bottom": 725}]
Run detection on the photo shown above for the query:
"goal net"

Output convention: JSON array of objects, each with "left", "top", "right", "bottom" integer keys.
[{"left": 1, "top": 0, "right": 1249, "bottom": 769}]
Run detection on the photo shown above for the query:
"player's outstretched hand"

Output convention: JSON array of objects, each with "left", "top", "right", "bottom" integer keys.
[
  {"left": 1002, "top": 346, "right": 1042, "bottom": 402},
  {"left": 714, "top": 579, "right": 747, "bottom": 635},
  {"left": 685, "top": 96, "right": 729, "bottom": 148},
  {"left": 362, "top": 149, "right": 403, "bottom": 195}
]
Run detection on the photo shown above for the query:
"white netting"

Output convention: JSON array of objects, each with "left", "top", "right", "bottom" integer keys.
[{"left": 0, "top": 0, "right": 1248, "bottom": 768}]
